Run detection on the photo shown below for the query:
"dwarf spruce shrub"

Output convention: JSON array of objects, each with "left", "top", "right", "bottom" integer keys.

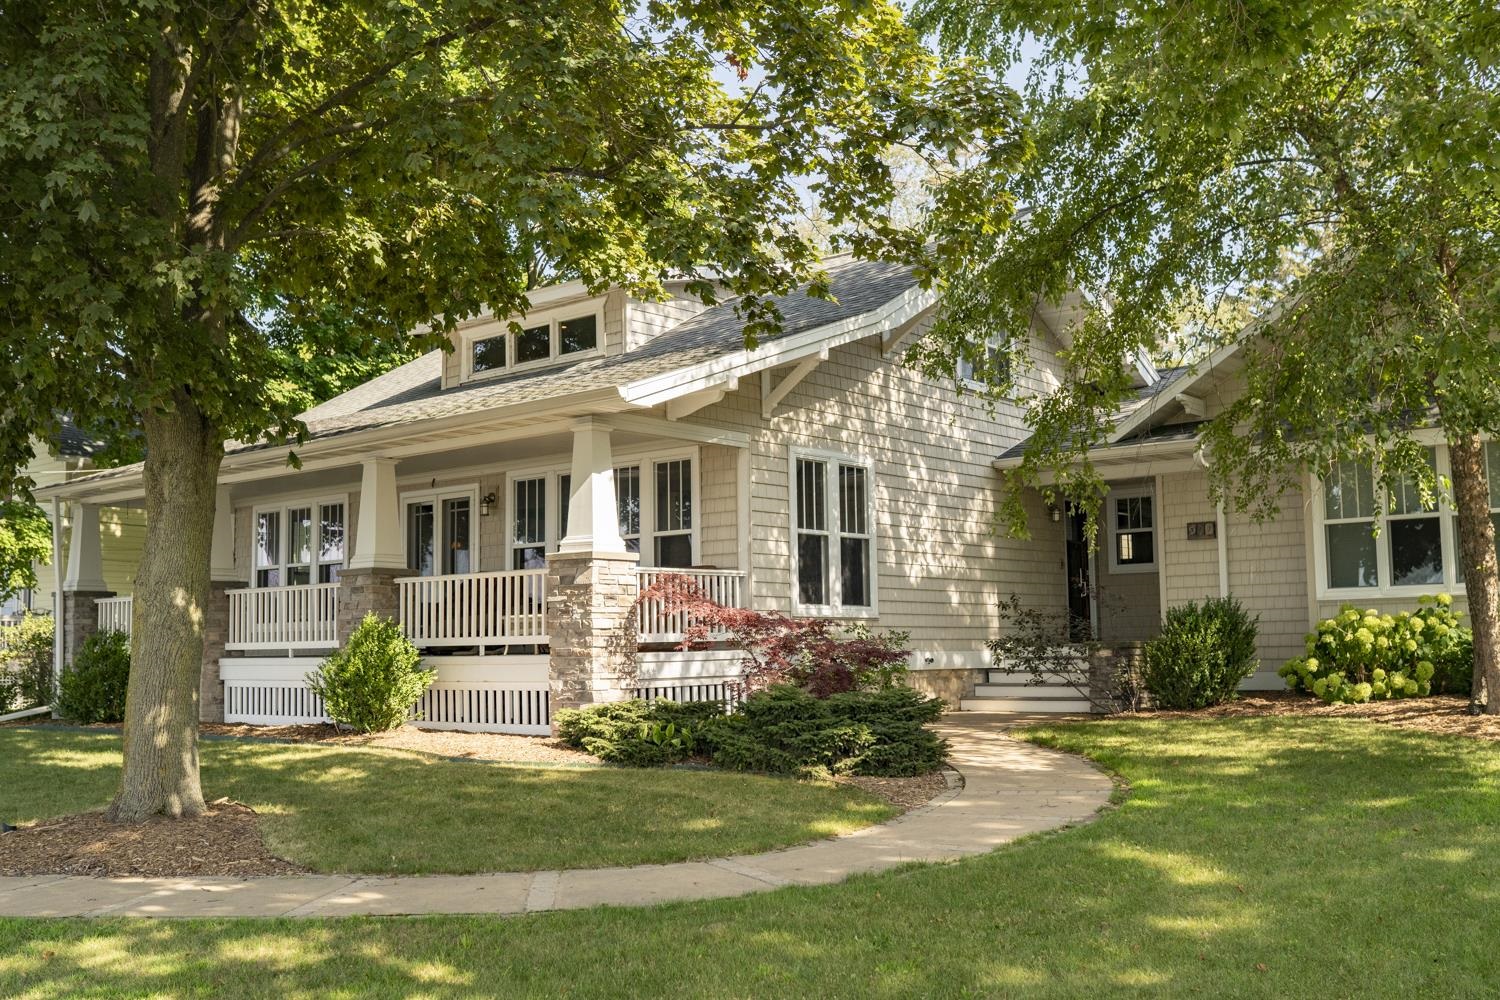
[
  {"left": 55, "top": 629, "right": 131, "bottom": 723},
  {"left": 1141, "top": 598, "right": 1259, "bottom": 709},
  {"left": 1279, "top": 594, "right": 1471, "bottom": 703},
  {"left": 306, "top": 614, "right": 435, "bottom": 732},
  {"left": 555, "top": 698, "right": 724, "bottom": 767}
]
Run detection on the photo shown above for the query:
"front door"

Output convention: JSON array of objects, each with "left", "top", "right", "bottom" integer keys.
[{"left": 1065, "top": 508, "right": 1092, "bottom": 641}]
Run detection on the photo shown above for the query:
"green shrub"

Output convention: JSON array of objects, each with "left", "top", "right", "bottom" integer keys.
[
  {"left": 306, "top": 614, "right": 436, "bottom": 733},
  {"left": 713, "top": 685, "right": 948, "bottom": 777},
  {"left": 0, "top": 613, "right": 55, "bottom": 711},
  {"left": 1141, "top": 597, "right": 1259, "bottom": 710},
  {"left": 55, "top": 630, "right": 130, "bottom": 723},
  {"left": 557, "top": 686, "right": 948, "bottom": 776},
  {"left": 555, "top": 698, "right": 723, "bottom": 767},
  {"left": 1280, "top": 594, "right": 1472, "bottom": 703}
]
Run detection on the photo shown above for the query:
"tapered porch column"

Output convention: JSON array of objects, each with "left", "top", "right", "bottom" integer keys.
[
  {"left": 549, "top": 418, "right": 639, "bottom": 721},
  {"left": 339, "top": 457, "right": 405, "bottom": 641},
  {"left": 201, "top": 486, "right": 238, "bottom": 723},
  {"left": 60, "top": 502, "right": 113, "bottom": 670}
]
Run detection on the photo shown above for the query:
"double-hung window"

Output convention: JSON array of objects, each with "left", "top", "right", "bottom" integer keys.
[
  {"left": 254, "top": 499, "right": 347, "bottom": 587},
  {"left": 1455, "top": 442, "right": 1500, "bottom": 584},
  {"left": 1387, "top": 449, "right": 1443, "bottom": 586},
  {"left": 956, "top": 332, "right": 1011, "bottom": 387},
  {"left": 1107, "top": 488, "right": 1156, "bottom": 573},
  {"left": 512, "top": 477, "right": 547, "bottom": 570},
  {"left": 1322, "top": 460, "right": 1379, "bottom": 589},
  {"left": 793, "top": 451, "right": 876, "bottom": 615},
  {"left": 654, "top": 459, "right": 693, "bottom": 568}
]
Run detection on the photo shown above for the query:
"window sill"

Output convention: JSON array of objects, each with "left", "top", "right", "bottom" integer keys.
[
  {"left": 1317, "top": 583, "right": 1462, "bottom": 603},
  {"left": 792, "top": 605, "right": 879, "bottom": 620}
]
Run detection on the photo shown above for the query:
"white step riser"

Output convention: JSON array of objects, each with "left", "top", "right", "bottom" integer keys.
[
  {"left": 960, "top": 697, "right": 1093, "bottom": 714},
  {"left": 972, "top": 684, "right": 1090, "bottom": 699},
  {"left": 984, "top": 672, "right": 1087, "bottom": 686}
]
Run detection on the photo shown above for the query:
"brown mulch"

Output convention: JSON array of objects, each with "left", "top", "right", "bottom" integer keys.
[
  {"left": 0, "top": 800, "right": 306, "bottom": 878},
  {"left": 1140, "top": 691, "right": 1500, "bottom": 741},
  {"left": 837, "top": 770, "right": 953, "bottom": 812}
]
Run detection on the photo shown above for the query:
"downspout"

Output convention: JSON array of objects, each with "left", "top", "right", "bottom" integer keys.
[{"left": 1194, "top": 446, "right": 1230, "bottom": 598}]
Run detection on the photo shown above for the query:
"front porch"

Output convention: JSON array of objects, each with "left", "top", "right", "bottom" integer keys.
[{"left": 76, "top": 412, "right": 755, "bottom": 734}]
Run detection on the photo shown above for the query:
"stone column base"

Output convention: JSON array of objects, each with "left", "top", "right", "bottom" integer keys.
[
  {"left": 336, "top": 567, "right": 405, "bottom": 641},
  {"left": 903, "top": 668, "right": 979, "bottom": 709},
  {"left": 200, "top": 579, "right": 236, "bottom": 723},
  {"left": 60, "top": 589, "right": 114, "bottom": 669},
  {"left": 547, "top": 550, "right": 640, "bottom": 721},
  {"left": 1087, "top": 642, "right": 1150, "bottom": 714}
]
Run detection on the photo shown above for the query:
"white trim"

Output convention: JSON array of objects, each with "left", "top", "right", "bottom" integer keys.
[
  {"left": 1311, "top": 442, "right": 1469, "bottom": 601},
  {"left": 1105, "top": 484, "right": 1157, "bottom": 575},
  {"left": 788, "top": 446, "right": 879, "bottom": 618},
  {"left": 460, "top": 300, "right": 606, "bottom": 384},
  {"left": 761, "top": 350, "right": 827, "bottom": 419},
  {"left": 249, "top": 493, "right": 352, "bottom": 587}
]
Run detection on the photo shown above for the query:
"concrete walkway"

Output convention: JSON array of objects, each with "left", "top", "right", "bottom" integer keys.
[{"left": 0, "top": 715, "right": 1112, "bottom": 918}]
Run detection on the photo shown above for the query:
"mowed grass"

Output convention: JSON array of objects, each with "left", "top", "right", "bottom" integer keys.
[
  {"left": 0, "top": 728, "right": 893, "bottom": 874},
  {"left": 4, "top": 717, "right": 1500, "bottom": 999}
]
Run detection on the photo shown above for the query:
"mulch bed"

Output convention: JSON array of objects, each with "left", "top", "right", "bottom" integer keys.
[
  {"left": 199, "top": 722, "right": 603, "bottom": 766},
  {"left": 0, "top": 800, "right": 306, "bottom": 878},
  {"left": 837, "top": 771, "right": 953, "bottom": 812},
  {"left": 1140, "top": 691, "right": 1500, "bottom": 742}
]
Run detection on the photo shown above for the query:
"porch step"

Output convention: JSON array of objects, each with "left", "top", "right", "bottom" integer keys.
[
  {"left": 959, "top": 697, "right": 1094, "bottom": 714},
  {"left": 982, "top": 669, "right": 1087, "bottom": 686},
  {"left": 962, "top": 673, "right": 1093, "bottom": 715}
]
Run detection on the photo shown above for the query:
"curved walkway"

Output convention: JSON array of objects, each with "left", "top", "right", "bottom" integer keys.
[{"left": 0, "top": 715, "right": 1112, "bottom": 918}]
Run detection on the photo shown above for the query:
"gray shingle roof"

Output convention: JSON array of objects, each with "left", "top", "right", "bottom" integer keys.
[
  {"left": 996, "top": 365, "right": 1196, "bottom": 461},
  {"left": 271, "top": 255, "right": 919, "bottom": 452}
]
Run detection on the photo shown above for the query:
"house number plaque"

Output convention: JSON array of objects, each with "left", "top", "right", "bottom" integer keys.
[{"left": 1186, "top": 521, "right": 1217, "bottom": 540}]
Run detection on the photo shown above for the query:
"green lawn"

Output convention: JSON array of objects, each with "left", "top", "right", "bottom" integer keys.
[
  {"left": 4, "top": 717, "right": 1499, "bottom": 998},
  {"left": 0, "top": 727, "right": 892, "bottom": 874}
]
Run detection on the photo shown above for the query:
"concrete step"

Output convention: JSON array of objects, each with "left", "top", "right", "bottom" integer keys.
[
  {"left": 972, "top": 682, "right": 1090, "bottom": 699},
  {"left": 981, "top": 671, "right": 1087, "bottom": 688},
  {"left": 960, "top": 696, "right": 1093, "bottom": 714}
]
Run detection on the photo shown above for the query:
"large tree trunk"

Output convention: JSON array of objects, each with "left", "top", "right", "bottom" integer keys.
[
  {"left": 1445, "top": 431, "right": 1500, "bottom": 714},
  {"left": 105, "top": 398, "right": 223, "bottom": 821}
]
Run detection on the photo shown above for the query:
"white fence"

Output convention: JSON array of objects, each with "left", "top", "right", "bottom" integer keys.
[
  {"left": 220, "top": 656, "right": 551, "bottom": 735},
  {"left": 226, "top": 583, "right": 340, "bottom": 651},
  {"left": 96, "top": 596, "right": 133, "bottom": 636},
  {"left": 398, "top": 568, "right": 548, "bottom": 649},
  {"left": 636, "top": 568, "right": 746, "bottom": 642}
]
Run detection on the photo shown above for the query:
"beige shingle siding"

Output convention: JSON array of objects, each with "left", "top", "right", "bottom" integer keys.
[
  {"left": 1160, "top": 468, "right": 1311, "bottom": 673},
  {"left": 689, "top": 324, "right": 1067, "bottom": 659},
  {"left": 34, "top": 505, "right": 147, "bottom": 612},
  {"left": 698, "top": 445, "right": 740, "bottom": 569},
  {"left": 627, "top": 297, "right": 710, "bottom": 350}
]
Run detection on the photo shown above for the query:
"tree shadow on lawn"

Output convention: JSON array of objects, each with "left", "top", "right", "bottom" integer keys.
[
  {"left": 0, "top": 729, "right": 892, "bottom": 875},
  {"left": 4, "top": 716, "right": 1499, "bottom": 998}
]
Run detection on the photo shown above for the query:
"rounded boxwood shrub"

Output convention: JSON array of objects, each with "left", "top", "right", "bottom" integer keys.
[
  {"left": 56, "top": 629, "right": 131, "bottom": 724},
  {"left": 306, "top": 613, "right": 436, "bottom": 733},
  {"left": 1141, "top": 597, "right": 1259, "bottom": 710}
]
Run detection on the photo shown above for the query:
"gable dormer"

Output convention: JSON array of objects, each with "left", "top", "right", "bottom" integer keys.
[{"left": 440, "top": 281, "right": 715, "bottom": 389}]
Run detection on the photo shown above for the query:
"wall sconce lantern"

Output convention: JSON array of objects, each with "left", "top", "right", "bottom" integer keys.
[
  {"left": 480, "top": 491, "right": 497, "bottom": 517},
  {"left": 1049, "top": 503, "right": 1062, "bottom": 523}
]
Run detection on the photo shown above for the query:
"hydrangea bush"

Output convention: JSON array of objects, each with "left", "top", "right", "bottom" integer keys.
[{"left": 1279, "top": 594, "right": 1472, "bottom": 703}]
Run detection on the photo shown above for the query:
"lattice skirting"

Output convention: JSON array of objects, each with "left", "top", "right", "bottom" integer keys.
[{"left": 633, "top": 679, "right": 741, "bottom": 708}]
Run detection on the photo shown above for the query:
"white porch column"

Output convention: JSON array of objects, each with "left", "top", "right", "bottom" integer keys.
[
  {"left": 558, "top": 418, "right": 627, "bottom": 555},
  {"left": 348, "top": 457, "right": 405, "bottom": 570},
  {"left": 210, "top": 485, "right": 238, "bottom": 583},
  {"left": 62, "top": 502, "right": 108, "bottom": 592}
]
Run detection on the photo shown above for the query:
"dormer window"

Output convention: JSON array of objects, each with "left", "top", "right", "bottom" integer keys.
[{"left": 466, "top": 308, "right": 602, "bottom": 380}]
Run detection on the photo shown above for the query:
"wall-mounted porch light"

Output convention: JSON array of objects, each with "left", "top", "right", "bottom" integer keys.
[
  {"left": 1048, "top": 503, "right": 1062, "bottom": 523},
  {"left": 480, "top": 491, "right": 497, "bottom": 517}
]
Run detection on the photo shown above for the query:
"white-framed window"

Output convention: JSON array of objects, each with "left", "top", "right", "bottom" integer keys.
[
  {"left": 1106, "top": 487, "right": 1156, "bottom": 574},
  {"left": 956, "top": 332, "right": 1010, "bottom": 386},
  {"left": 1316, "top": 441, "right": 1500, "bottom": 598},
  {"left": 791, "top": 449, "right": 877, "bottom": 616},
  {"left": 464, "top": 303, "right": 603, "bottom": 381},
  {"left": 515, "top": 448, "right": 697, "bottom": 568},
  {"left": 403, "top": 486, "right": 476, "bottom": 576},
  {"left": 252, "top": 497, "right": 348, "bottom": 587}
]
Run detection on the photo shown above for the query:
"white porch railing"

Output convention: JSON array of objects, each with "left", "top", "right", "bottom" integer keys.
[
  {"left": 636, "top": 568, "right": 746, "bottom": 642},
  {"left": 226, "top": 583, "right": 340, "bottom": 651},
  {"left": 96, "top": 596, "right": 133, "bottom": 636},
  {"left": 398, "top": 568, "right": 548, "bottom": 648}
]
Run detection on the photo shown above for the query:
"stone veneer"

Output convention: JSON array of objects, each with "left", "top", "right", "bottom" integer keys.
[
  {"left": 904, "top": 668, "right": 978, "bottom": 709},
  {"left": 1087, "top": 641, "right": 1150, "bottom": 714},
  {"left": 199, "top": 580, "right": 236, "bottom": 723},
  {"left": 546, "top": 551, "right": 640, "bottom": 719},
  {"left": 60, "top": 590, "right": 114, "bottom": 670},
  {"left": 336, "top": 567, "right": 405, "bottom": 640}
]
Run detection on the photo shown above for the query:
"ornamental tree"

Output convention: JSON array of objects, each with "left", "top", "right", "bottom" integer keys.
[
  {"left": 914, "top": 0, "right": 1500, "bottom": 711},
  {"left": 0, "top": 500, "right": 51, "bottom": 604},
  {"left": 0, "top": 1, "right": 1021, "bottom": 819}
]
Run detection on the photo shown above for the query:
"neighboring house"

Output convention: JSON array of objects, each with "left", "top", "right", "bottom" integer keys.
[
  {"left": 40, "top": 254, "right": 1399, "bottom": 728},
  {"left": 2, "top": 419, "right": 145, "bottom": 629}
]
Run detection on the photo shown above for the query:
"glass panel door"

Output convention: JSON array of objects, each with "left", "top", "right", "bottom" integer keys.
[
  {"left": 318, "top": 503, "right": 345, "bottom": 583},
  {"left": 254, "top": 511, "right": 281, "bottom": 588},
  {"left": 407, "top": 501, "right": 436, "bottom": 576},
  {"left": 443, "top": 498, "right": 472, "bottom": 575}
]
